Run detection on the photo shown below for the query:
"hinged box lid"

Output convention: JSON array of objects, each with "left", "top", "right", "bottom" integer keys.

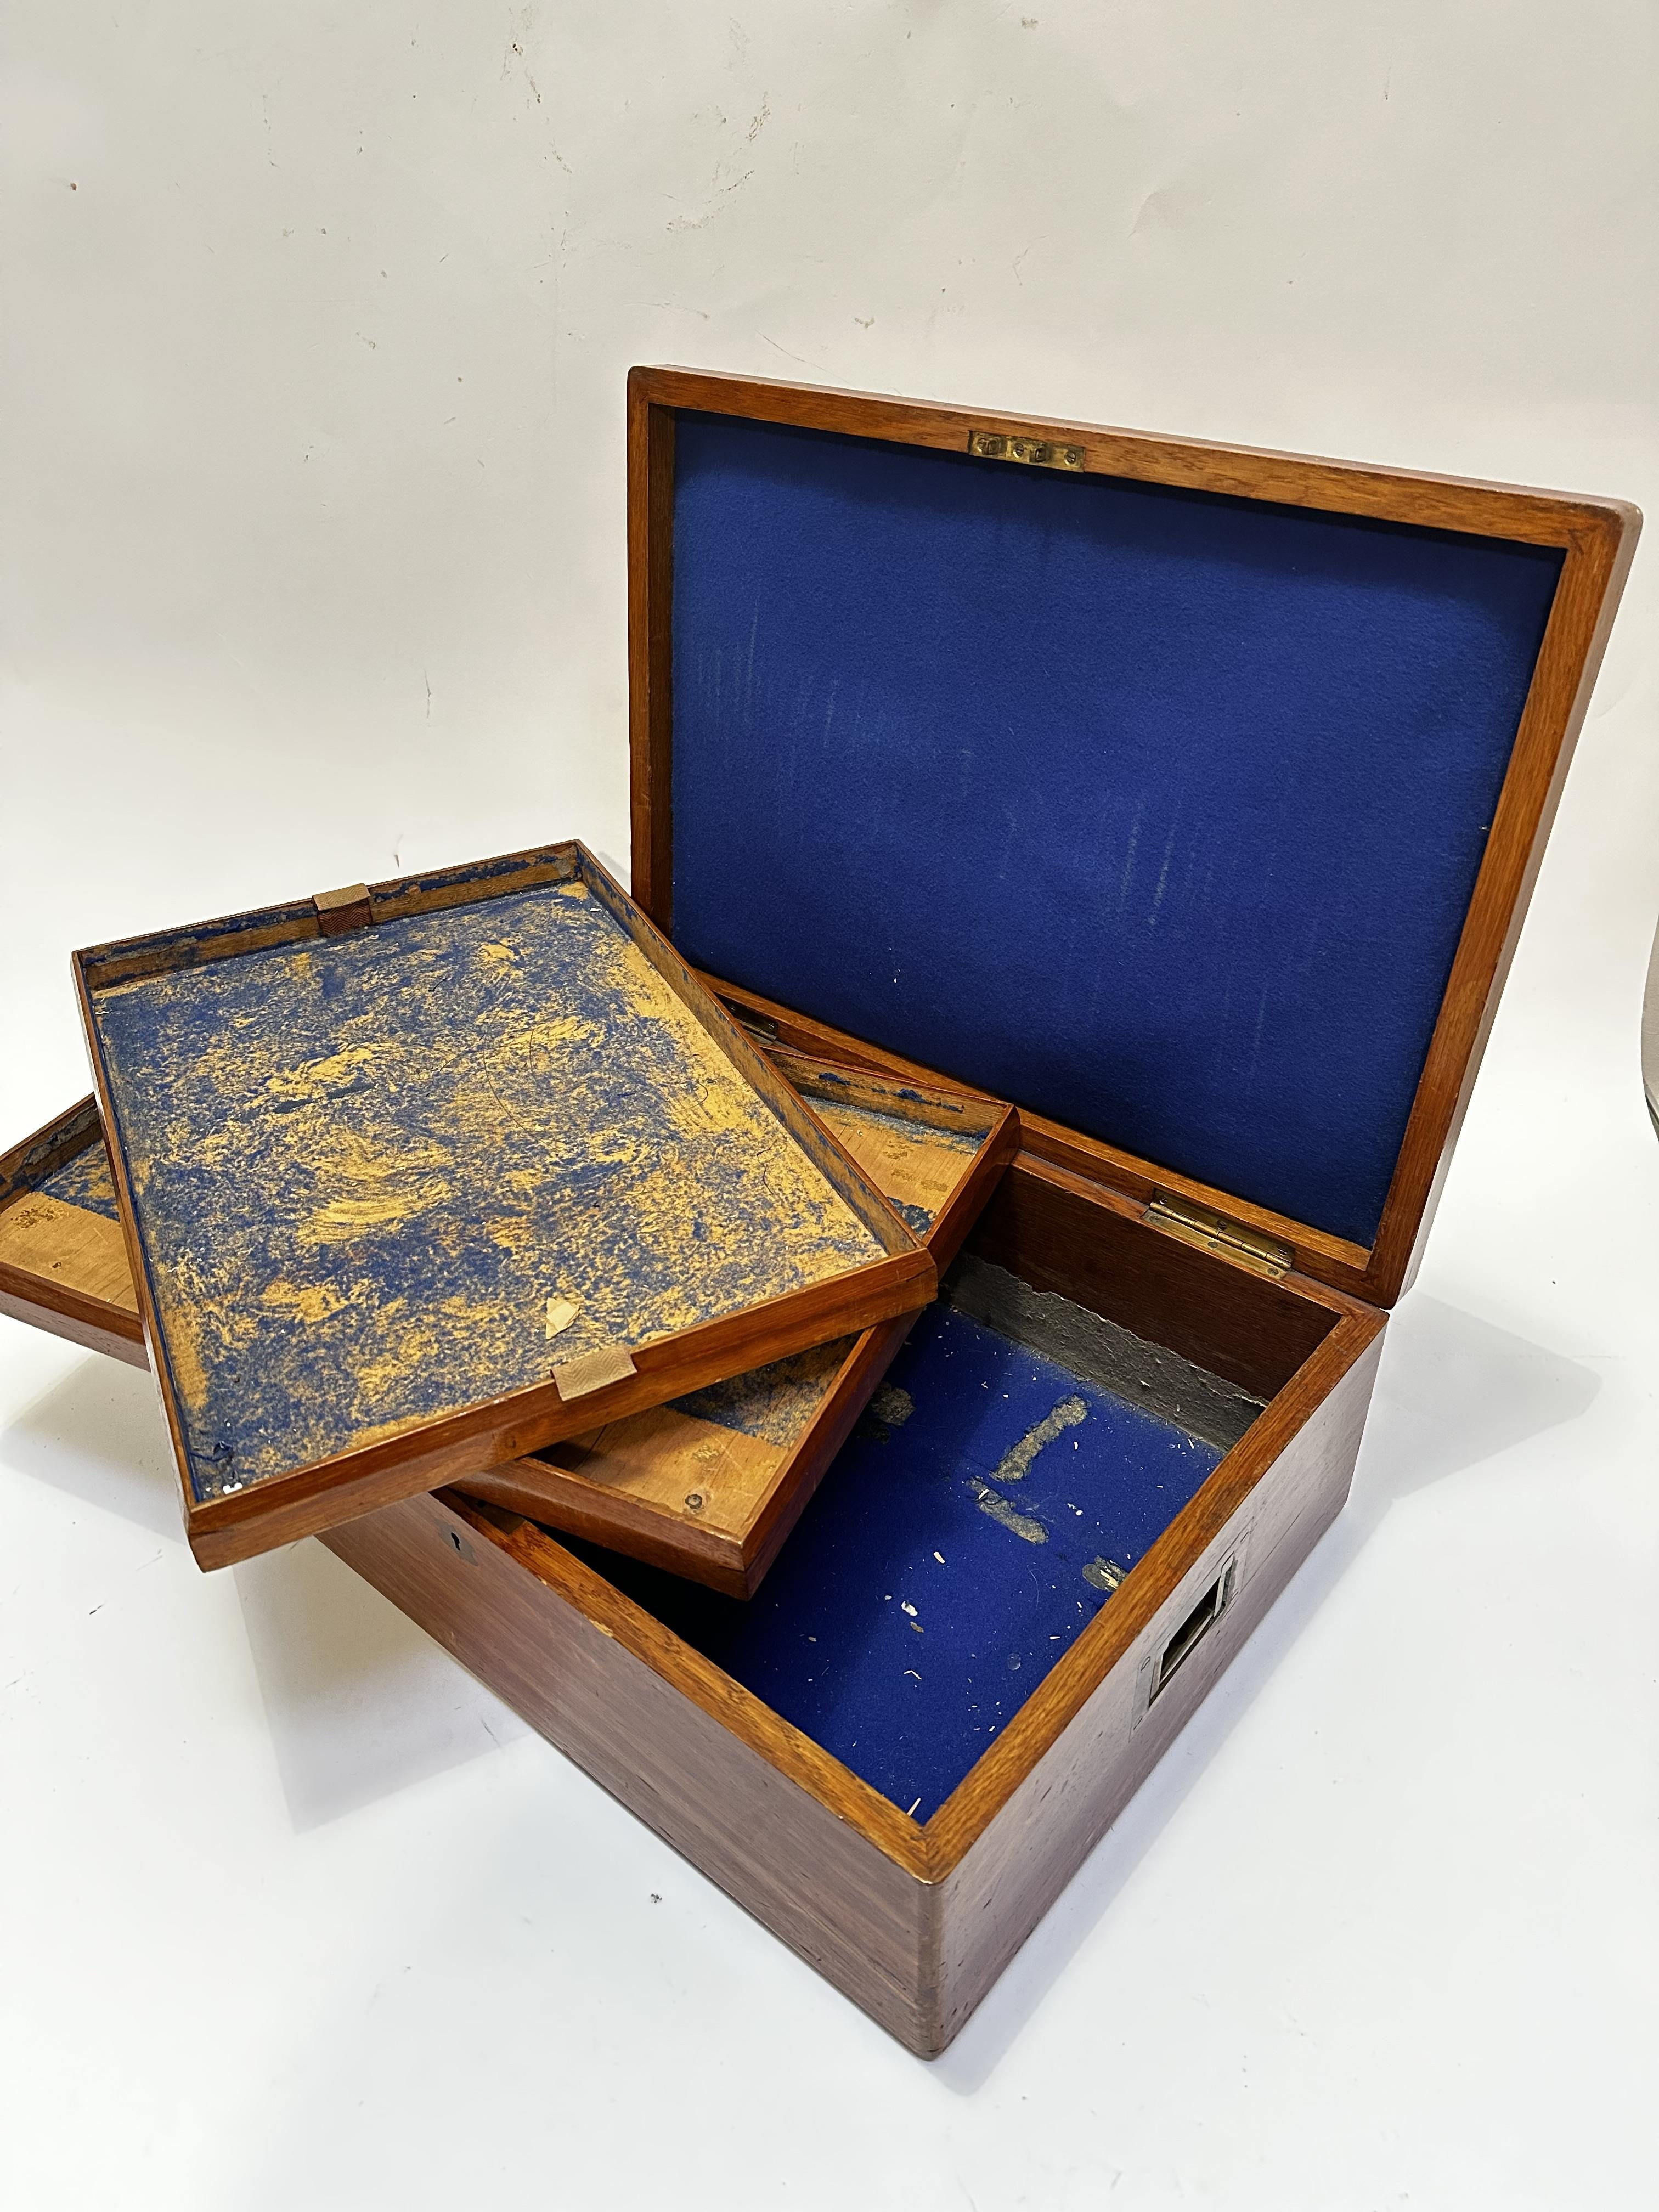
[
  {"left": 74, "top": 842, "right": 933, "bottom": 1567},
  {"left": 627, "top": 368, "right": 1639, "bottom": 1307}
]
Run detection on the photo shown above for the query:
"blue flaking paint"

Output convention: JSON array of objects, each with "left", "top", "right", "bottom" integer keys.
[
  {"left": 38, "top": 1141, "right": 119, "bottom": 1221},
  {"left": 567, "top": 1301, "right": 1223, "bottom": 1821},
  {"left": 87, "top": 879, "right": 884, "bottom": 1501},
  {"left": 669, "top": 416, "right": 1564, "bottom": 1248}
]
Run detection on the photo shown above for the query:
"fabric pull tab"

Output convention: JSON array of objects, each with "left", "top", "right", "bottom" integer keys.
[
  {"left": 314, "top": 883, "right": 374, "bottom": 936},
  {"left": 553, "top": 1345, "right": 637, "bottom": 1400}
]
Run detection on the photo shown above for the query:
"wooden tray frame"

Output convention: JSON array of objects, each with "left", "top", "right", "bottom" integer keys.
[
  {"left": 72, "top": 840, "right": 935, "bottom": 1569},
  {"left": 464, "top": 1046, "right": 1017, "bottom": 1594},
  {"left": 627, "top": 365, "right": 1640, "bottom": 1310},
  {"left": 0, "top": 1097, "right": 145, "bottom": 1367}
]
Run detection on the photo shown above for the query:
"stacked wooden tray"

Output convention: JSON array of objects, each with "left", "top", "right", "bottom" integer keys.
[{"left": 66, "top": 841, "right": 937, "bottom": 1568}]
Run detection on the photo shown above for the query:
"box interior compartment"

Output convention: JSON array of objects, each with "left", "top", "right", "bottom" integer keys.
[{"left": 548, "top": 1156, "right": 1341, "bottom": 1824}]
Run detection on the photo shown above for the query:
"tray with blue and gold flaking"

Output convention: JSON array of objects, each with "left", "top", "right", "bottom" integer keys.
[{"left": 65, "top": 842, "right": 936, "bottom": 1568}]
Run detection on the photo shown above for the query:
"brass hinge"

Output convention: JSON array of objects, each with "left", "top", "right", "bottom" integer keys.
[
  {"left": 968, "top": 428, "right": 1086, "bottom": 472},
  {"left": 1144, "top": 1192, "right": 1293, "bottom": 1280}
]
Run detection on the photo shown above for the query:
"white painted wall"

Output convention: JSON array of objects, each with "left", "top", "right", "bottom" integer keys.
[{"left": 2, "top": 8, "right": 1655, "bottom": 2208}]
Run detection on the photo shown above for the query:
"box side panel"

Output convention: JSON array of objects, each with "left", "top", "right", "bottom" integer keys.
[
  {"left": 928, "top": 1329, "right": 1383, "bottom": 2052},
  {"left": 320, "top": 1491, "right": 936, "bottom": 2049}
]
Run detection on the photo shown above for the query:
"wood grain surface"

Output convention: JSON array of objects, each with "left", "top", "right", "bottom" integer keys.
[
  {"left": 323, "top": 1487, "right": 943, "bottom": 2047},
  {"left": 0, "top": 1193, "right": 134, "bottom": 1311}
]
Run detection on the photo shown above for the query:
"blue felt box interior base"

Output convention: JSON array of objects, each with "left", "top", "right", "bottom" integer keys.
[{"left": 564, "top": 1293, "right": 1232, "bottom": 1823}]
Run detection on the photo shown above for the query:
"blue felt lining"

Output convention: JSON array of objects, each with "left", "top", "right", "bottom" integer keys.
[
  {"left": 669, "top": 416, "right": 1563, "bottom": 1246},
  {"left": 566, "top": 1300, "right": 1222, "bottom": 1822}
]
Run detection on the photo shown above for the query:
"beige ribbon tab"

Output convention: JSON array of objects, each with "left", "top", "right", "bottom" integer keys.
[
  {"left": 313, "top": 883, "right": 374, "bottom": 936},
  {"left": 553, "top": 1345, "right": 636, "bottom": 1400}
]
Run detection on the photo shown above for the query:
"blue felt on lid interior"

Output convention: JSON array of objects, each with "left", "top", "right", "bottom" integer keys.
[{"left": 668, "top": 414, "right": 1563, "bottom": 1250}]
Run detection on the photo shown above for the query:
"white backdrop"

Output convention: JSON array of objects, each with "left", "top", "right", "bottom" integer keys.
[{"left": 3, "top": 7, "right": 1656, "bottom": 2208}]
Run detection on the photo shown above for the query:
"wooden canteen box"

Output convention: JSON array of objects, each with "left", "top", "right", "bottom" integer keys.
[{"left": 9, "top": 369, "right": 1636, "bottom": 2053}]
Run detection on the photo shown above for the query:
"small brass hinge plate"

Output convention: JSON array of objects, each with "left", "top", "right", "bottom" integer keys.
[
  {"left": 968, "top": 428, "right": 1086, "bottom": 472},
  {"left": 1144, "top": 1192, "right": 1293, "bottom": 1280}
]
